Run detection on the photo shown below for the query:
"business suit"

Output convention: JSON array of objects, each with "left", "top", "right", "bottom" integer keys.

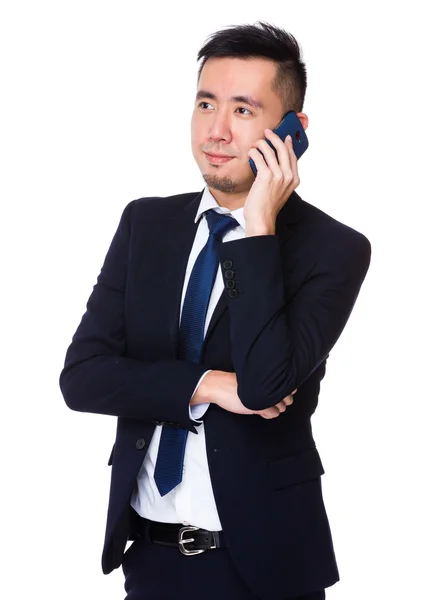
[{"left": 60, "top": 187, "right": 371, "bottom": 599}]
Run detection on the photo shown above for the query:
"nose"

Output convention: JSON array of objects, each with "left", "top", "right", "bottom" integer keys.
[{"left": 207, "top": 111, "right": 232, "bottom": 144}]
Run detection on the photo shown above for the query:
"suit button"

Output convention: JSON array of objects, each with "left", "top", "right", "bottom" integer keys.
[
  {"left": 226, "top": 280, "right": 235, "bottom": 289},
  {"left": 228, "top": 289, "right": 238, "bottom": 298},
  {"left": 135, "top": 438, "right": 146, "bottom": 450},
  {"left": 223, "top": 260, "right": 232, "bottom": 269},
  {"left": 225, "top": 270, "right": 234, "bottom": 279}
]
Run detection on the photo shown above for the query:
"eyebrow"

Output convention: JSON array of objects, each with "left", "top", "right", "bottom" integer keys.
[{"left": 195, "top": 89, "right": 264, "bottom": 110}]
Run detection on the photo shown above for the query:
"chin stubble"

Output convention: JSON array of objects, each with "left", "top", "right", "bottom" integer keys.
[{"left": 202, "top": 173, "right": 237, "bottom": 193}]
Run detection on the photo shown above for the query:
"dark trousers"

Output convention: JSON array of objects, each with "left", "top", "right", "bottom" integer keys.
[{"left": 122, "top": 538, "right": 326, "bottom": 600}]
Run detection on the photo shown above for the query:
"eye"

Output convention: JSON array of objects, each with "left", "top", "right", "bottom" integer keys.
[
  {"left": 236, "top": 107, "right": 252, "bottom": 115},
  {"left": 198, "top": 101, "right": 214, "bottom": 110}
]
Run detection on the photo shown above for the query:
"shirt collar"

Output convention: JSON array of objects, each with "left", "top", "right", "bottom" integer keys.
[{"left": 194, "top": 187, "right": 246, "bottom": 232}]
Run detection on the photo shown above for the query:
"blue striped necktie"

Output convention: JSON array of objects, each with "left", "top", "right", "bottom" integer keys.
[{"left": 154, "top": 209, "right": 240, "bottom": 497}]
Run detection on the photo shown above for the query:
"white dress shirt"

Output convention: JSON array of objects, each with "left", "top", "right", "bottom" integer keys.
[{"left": 130, "top": 187, "right": 246, "bottom": 531}]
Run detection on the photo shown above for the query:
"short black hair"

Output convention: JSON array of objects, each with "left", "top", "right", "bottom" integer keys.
[{"left": 196, "top": 21, "right": 307, "bottom": 113}]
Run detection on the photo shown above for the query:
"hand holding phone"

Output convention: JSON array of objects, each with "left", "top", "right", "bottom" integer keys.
[{"left": 249, "top": 111, "right": 308, "bottom": 176}]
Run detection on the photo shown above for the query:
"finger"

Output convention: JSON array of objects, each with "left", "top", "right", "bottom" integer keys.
[
  {"left": 285, "top": 135, "right": 300, "bottom": 185},
  {"left": 254, "top": 137, "right": 280, "bottom": 176},
  {"left": 274, "top": 401, "right": 287, "bottom": 413},
  {"left": 258, "top": 393, "right": 296, "bottom": 419},
  {"left": 260, "top": 412, "right": 275, "bottom": 419},
  {"left": 248, "top": 147, "right": 270, "bottom": 177},
  {"left": 257, "top": 407, "right": 279, "bottom": 419},
  {"left": 258, "top": 410, "right": 273, "bottom": 419},
  {"left": 264, "top": 129, "right": 293, "bottom": 179}
]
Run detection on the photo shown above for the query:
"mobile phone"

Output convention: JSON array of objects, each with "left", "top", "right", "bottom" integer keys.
[{"left": 249, "top": 111, "right": 308, "bottom": 176}]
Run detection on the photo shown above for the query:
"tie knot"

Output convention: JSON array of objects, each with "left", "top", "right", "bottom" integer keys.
[{"left": 205, "top": 209, "right": 239, "bottom": 239}]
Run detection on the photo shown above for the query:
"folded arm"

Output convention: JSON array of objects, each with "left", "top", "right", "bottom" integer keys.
[
  {"left": 59, "top": 201, "right": 208, "bottom": 433},
  {"left": 218, "top": 232, "right": 371, "bottom": 411}
]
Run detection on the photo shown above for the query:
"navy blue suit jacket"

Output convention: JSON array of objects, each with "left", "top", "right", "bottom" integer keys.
[{"left": 60, "top": 189, "right": 371, "bottom": 599}]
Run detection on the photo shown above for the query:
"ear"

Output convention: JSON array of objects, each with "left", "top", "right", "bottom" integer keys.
[{"left": 296, "top": 112, "right": 309, "bottom": 130}]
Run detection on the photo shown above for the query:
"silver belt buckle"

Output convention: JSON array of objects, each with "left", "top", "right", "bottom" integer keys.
[{"left": 178, "top": 525, "right": 206, "bottom": 556}]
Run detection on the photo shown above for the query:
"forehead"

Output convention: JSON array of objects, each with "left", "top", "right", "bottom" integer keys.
[{"left": 198, "top": 57, "right": 278, "bottom": 101}]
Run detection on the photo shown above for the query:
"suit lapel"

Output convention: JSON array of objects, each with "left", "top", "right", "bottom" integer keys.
[{"left": 164, "top": 190, "right": 204, "bottom": 356}]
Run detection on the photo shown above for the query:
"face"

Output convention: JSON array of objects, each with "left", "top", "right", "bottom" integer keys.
[{"left": 191, "top": 57, "right": 303, "bottom": 203}]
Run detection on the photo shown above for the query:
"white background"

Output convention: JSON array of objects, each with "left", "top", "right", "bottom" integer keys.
[{"left": 1, "top": 1, "right": 442, "bottom": 598}]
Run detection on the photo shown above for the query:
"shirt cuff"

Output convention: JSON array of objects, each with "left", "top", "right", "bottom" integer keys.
[{"left": 189, "top": 370, "right": 212, "bottom": 423}]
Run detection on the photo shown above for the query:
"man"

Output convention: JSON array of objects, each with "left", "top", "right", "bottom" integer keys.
[{"left": 60, "top": 21, "right": 371, "bottom": 600}]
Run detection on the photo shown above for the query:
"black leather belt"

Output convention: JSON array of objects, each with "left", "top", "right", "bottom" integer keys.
[{"left": 139, "top": 519, "right": 227, "bottom": 555}]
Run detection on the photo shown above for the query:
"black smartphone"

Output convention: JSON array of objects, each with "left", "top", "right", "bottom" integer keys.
[{"left": 249, "top": 111, "right": 309, "bottom": 176}]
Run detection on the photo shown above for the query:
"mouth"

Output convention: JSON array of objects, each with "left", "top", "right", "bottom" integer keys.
[{"left": 204, "top": 152, "right": 234, "bottom": 165}]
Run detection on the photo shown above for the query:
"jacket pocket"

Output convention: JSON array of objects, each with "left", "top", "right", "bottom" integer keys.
[{"left": 267, "top": 446, "right": 325, "bottom": 491}]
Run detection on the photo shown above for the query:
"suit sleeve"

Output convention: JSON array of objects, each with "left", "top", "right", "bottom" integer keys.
[
  {"left": 59, "top": 201, "right": 208, "bottom": 433},
  {"left": 218, "top": 231, "right": 371, "bottom": 411}
]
